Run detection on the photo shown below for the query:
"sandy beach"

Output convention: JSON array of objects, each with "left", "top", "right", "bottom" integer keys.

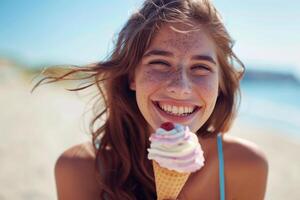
[{"left": 0, "top": 68, "right": 299, "bottom": 200}]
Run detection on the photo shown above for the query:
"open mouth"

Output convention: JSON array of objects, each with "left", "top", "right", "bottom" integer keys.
[{"left": 152, "top": 101, "right": 201, "bottom": 117}]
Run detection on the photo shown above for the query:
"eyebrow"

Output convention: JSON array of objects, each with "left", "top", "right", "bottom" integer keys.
[{"left": 143, "top": 49, "right": 217, "bottom": 65}]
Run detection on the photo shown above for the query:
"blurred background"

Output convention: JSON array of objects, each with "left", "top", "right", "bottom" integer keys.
[{"left": 0, "top": 0, "right": 299, "bottom": 199}]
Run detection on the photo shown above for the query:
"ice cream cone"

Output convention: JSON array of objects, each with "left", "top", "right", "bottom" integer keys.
[{"left": 153, "top": 160, "right": 190, "bottom": 200}]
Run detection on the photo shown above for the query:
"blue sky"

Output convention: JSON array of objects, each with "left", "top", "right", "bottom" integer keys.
[{"left": 0, "top": 0, "right": 299, "bottom": 75}]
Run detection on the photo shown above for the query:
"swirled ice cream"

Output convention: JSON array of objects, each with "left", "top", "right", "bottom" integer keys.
[{"left": 147, "top": 122, "right": 205, "bottom": 173}]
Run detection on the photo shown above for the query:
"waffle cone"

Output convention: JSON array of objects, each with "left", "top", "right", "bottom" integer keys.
[{"left": 152, "top": 161, "right": 190, "bottom": 200}]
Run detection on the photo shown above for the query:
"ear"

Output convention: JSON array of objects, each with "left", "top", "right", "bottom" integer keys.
[{"left": 129, "top": 78, "right": 136, "bottom": 91}]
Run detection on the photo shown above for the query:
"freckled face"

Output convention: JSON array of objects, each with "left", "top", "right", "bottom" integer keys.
[{"left": 130, "top": 23, "right": 220, "bottom": 133}]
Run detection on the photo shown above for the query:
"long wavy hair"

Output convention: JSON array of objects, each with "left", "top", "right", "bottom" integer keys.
[{"left": 32, "top": 0, "right": 245, "bottom": 199}]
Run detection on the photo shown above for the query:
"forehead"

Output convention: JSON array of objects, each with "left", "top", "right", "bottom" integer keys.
[{"left": 148, "top": 23, "right": 216, "bottom": 56}]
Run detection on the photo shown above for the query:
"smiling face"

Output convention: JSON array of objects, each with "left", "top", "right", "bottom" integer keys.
[{"left": 130, "top": 22, "right": 220, "bottom": 133}]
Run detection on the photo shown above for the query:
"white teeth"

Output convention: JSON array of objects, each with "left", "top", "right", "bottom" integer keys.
[
  {"left": 163, "top": 104, "right": 167, "bottom": 111},
  {"left": 171, "top": 106, "right": 178, "bottom": 114},
  {"left": 167, "top": 105, "right": 172, "bottom": 112},
  {"left": 179, "top": 107, "right": 184, "bottom": 114},
  {"left": 157, "top": 102, "right": 195, "bottom": 116},
  {"left": 184, "top": 107, "right": 189, "bottom": 113},
  {"left": 172, "top": 106, "right": 178, "bottom": 114}
]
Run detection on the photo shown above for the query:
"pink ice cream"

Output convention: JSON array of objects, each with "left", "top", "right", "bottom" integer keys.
[{"left": 147, "top": 122, "right": 205, "bottom": 173}]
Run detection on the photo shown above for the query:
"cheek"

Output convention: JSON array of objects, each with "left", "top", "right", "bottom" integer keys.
[
  {"left": 136, "top": 68, "right": 170, "bottom": 88},
  {"left": 192, "top": 75, "right": 219, "bottom": 100}
]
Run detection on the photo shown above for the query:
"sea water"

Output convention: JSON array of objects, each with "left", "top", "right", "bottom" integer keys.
[{"left": 238, "top": 80, "right": 300, "bottom": 137}]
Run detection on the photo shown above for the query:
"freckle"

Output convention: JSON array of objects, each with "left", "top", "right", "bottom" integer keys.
[
  {"left": 142, "top": 69, "right": 168, "bottom": 83},
  {"left": 163, "top": 33, "right": 204, "bottom": 53},
  {"left": 143, "top": 70, "right": 157, "bottom": 82}
]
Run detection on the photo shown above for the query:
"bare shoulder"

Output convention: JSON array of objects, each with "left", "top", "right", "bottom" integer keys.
[
  {"left": 222, "top": 134, "right": 269, "bottom": 200},
  {"left": 55, "top": 142, "right": 100, "bottom": 200},
  {"left": 222, "top": 134, "right": 268, "bottom": 165},
  {"left": 55, "top": 141, "right": 96, "bottom": 165}
]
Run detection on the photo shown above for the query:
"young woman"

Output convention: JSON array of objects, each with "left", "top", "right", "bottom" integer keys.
[{"left": 36, "top": 0, "right": 268, "bottom": 199}]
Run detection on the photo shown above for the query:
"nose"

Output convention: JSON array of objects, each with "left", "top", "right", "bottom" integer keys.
[{"left": 166, "top": 68, "right": 192, "bottom": 98}]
